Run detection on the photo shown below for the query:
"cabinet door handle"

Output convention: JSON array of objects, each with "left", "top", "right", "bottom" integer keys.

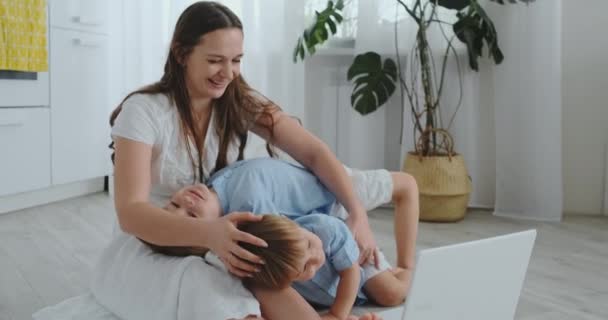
[
  {"left": 72, "top": 38, "right": 101, "bottom": 48},
  {"left": 0, "top": 122, "right": 24, "bottom": 128},
  {"left": 72, "top": 15, "right": 101, "bottom": 26}
]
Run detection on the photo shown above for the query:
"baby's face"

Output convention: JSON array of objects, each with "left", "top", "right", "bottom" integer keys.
[{"left": 291, "top": 227, "right": 326, "bottom": 282}]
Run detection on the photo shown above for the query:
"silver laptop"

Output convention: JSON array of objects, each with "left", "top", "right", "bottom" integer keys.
[{"left": 376, "top": 229, "right": 537, "bottom": 320}]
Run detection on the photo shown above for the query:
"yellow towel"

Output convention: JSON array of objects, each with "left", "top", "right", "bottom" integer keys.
[{"left": 0, "top": 0, "right": 48, "bottom": 72}]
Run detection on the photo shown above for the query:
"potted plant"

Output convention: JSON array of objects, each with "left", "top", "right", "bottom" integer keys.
[{"left": 294, "top": 0, "right": 533, "bottom": 222}]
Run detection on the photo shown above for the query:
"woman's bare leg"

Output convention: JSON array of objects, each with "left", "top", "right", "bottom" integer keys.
[
  {"left": 250, "top": 286, "right": 320, "bottom": 320},
  {"left": 390, "top": 172, "right": 419, "bottom": 269}
]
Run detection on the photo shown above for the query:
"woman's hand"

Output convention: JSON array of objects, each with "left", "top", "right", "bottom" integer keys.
[
  {"left": 206, "top": 212, "right": 268, "bottom": 277},
  {"left": 346, "top": 211, "right": 379, "bottom": 268}
]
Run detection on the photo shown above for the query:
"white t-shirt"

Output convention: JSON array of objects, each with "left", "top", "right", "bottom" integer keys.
[
  {"left": 98, "top": 93, "right": 262, "bottom": 319},
  {"left": 111, "top": 93, "right": 243, "bottom": 207}
]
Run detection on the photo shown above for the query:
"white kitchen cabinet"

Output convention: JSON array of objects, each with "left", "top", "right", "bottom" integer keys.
[
  {"left": 0, "top": 108, "right": 51, "bottom": 196},
  {"left": 50, "top": 28, "right": 111, "bottom": 186},
  {"left": 49, "top": 0, "right": 109, "bottom": 35}
]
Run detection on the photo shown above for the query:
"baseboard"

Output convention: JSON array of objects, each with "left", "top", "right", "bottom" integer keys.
[
  {"left": 563, "top": 210, "right": 604, "bottom": 215},
  {"left": 0, "top": 177, "right": 105, "bottom": 215},
  {"left": 604, "top": 142, "right": 608, "bottom": 216},
  {"left": 378, "top": 203, "right": 494, "bottom": 212},
  {"left": 493, "top": 210, "right": 562, "bottom": 222},
  {"left": 378, "top": 202, "right": 393, "bottom": 209},
  {"left": 468, "top": 203, "right": 494, "bottom": 211}
]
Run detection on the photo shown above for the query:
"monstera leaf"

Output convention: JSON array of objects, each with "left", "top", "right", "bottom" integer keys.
[
  {"left": 436, "top": 0, "right": 535, "bottom": 10},
  {"left": 347, "top": 52, "right": 397, "bottom": 115},
  {"left": 293, "top": 0, "right": 344, "bottom": 62},
  {"left": 434, "top": 0, "right": 470, "bottom": 10},
  {"left": 435, "top": 0, "right": 533, "bottom": 71},
  {"left": 489, "top": 0, "right": 535, "bottom": 3}
]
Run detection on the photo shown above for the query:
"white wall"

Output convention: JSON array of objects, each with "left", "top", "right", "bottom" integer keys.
[
  {"left": 304, "top": 52, "right": 396, "bottom": 171},
  {"left": 107, "top": 0, "right": 125, "bottom": 113},
  {"left": 562, "top": 0, "right": 608, "bottom": 215}
]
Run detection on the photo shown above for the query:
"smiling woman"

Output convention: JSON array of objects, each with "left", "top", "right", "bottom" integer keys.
[{"left": 92, "top": 1, "right": 379, "bottom": 319}]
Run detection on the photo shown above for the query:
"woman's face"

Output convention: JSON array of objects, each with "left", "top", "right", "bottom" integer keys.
[{"left": 182, "top": 28, "right": 244, "bottom": 100}]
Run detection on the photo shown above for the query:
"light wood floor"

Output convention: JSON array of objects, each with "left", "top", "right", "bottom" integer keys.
[{"left": 0, "top": 192, "right": 606, "bottom": 320}]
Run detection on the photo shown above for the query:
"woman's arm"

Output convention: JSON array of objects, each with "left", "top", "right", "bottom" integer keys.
[
  {"left": 252, "top": 111, "right": 363, "bottom": 220},
  {"left": 251, "top": 286, "right": 321, "bottom": 320},
  {"left": 113, "top": 137, "right": 212, "bottom": 246},
  {"left": 251, "top": 110, "right": 377, "bottom": 264},
  {"left": 113, "top": 137, "right": 266, "bottom": 274}
]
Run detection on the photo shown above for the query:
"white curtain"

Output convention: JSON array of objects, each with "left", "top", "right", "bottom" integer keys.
[
  {"left": 118, "top": 0, "right": 171, "bottom": 94},
  {"left": 487, "top": 0, "right": 563, "bottom": 221},
  {"left": 219, "top": 0, "right": 306, "bottom": 156},
  {"left": 355, "top": 0, "right": 563, "bottom": 221}
]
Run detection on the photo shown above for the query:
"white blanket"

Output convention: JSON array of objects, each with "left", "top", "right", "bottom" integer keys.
[{"left": 34, "top": 231, "right": 260, "bottom": 320}]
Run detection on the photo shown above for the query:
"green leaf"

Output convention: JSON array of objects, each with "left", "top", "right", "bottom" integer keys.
[
  {"left": 292, "top": 38, "right": 302, "bottom": 62},
  {"left": 331, "top": 11, "right": 343, "bottom": 23},
  {"left": 293, "top": 0, "right": 345, "bottom": 62},
  {"left": 335, "top": 0, "right": 344, "bottom": 10},
  {"left": 448, "top": 0, "right": 530, "bottom": 69},
  {"left": 347, "top": 52, "right": 397, "bottom": 115},
  {"left": 453, "top": 16, "right": 481, "bottom": 71},
  {"left": 433, "top": 0, "right": 470, "bottom": 11},
  {"left": 489, "top": 0, "right": 536, "bottom": 4},
  {"left": 327, "top": 18, "right": 337, "bottom": 34}
]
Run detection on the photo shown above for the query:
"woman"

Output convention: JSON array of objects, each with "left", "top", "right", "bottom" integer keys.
[{"left": 94, "top": 2, "right": 417, "bottom": 319}]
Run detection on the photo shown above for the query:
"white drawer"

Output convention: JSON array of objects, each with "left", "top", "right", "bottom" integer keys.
[
  {"left": 49, "top": 0, "right": 108, "bottom": 34},
  {"left": 0, "top": 108, "right": 51, "bottom": 196}
]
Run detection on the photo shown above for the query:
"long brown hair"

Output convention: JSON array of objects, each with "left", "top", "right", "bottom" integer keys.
[{"left": 109, "top": 1, "right": 276, "bottom": 180}]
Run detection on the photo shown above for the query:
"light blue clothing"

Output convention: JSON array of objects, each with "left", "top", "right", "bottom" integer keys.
[
  {"left": 208, "top": 158, "right": 336, "bottom": 217},
  {"left": 208, "top": 158, "right": 369, "bottom": 305},
  {"left": 292, "top": 214, "right": 368, "bottom": 306}
]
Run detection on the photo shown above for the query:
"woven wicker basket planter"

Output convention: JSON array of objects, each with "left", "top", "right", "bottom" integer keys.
[{"left": 403, "top": 152, "right": 471, "bottom": 222}]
